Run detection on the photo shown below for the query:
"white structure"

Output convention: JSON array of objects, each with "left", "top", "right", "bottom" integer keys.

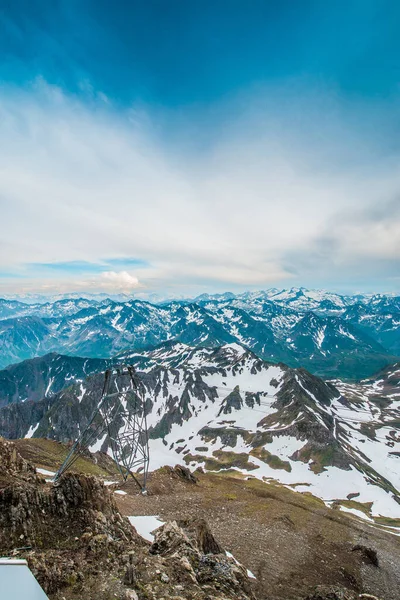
[{"left": 0, "top": 558, "right": 49, "bottom": 599}]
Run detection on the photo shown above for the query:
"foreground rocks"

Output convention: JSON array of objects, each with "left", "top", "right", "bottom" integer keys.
[
  {"left": 305, "top": 586, "right": 382, "bottom": 600},
  {"left": 148, "top": 519, "right": 253, "bottom": 598},
  {"left": 0, "top": 437, "right": 254, "bottom": 599}
]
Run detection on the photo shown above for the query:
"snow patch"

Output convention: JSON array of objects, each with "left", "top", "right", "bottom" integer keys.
[
  {"left": 128, "top": 516, "right": 165, "bottom": 542},
  {"left": 25, "top": 423, "right": 39, "bottom": 438}
]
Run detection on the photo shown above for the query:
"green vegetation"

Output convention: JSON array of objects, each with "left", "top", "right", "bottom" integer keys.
[
  {"left": 374, "top": 516, "right": 400, "bottom": 527},
  {"left": 14, "top": 438, "right": 120, "bottom": 478},
  {"left": 293, "top": 442, "right": 350, "bottom": 474},
  {"left": 213, "top": 449, "right": 259, "bottom": 470},
  {"left": 250, "top": 446, "right": 292, "bottom": 472},
  {"left": 334, "top": 499, "right": 373, "bottom": 518},
  {"left": 224, "top": 493, "right": 237, "bottom": 501},
  {"left": 183, "top": 450, "right": 259, "bottom": 471}
]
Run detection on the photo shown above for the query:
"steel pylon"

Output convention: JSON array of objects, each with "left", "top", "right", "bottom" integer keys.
[{"left": 54, "top": 365, "right": 150, "bottom": 492}]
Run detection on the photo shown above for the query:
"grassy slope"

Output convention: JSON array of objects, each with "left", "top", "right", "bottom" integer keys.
[{"left": 13, "top": 438, "right": 120, "bottom": 479}]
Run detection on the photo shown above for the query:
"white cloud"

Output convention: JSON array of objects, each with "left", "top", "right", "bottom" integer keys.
[
  {"left": 0, "top": 79, "right": 399, "bottom": 294},
  {"left": 0, "top": 271, "right": 142, "bottom": 295},
  {"left": 99, "top": 271, "right": 140, "bottom": 290}
]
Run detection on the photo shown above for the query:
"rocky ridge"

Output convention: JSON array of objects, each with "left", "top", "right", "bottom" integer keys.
[{"left": 1, "top": 437, "right": 397, "bottom": 600}]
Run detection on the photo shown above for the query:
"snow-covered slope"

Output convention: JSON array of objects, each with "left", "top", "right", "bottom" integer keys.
[{"left": 8, "top": 342, "right": 399, "bottom": 521}]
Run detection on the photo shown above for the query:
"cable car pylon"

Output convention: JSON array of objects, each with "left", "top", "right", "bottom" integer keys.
[{"left": 54, "top": 365, "right": 150, "bottom": 493}]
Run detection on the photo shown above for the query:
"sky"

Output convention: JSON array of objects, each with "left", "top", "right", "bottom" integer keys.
[{"left": 0, "top": 0, "right": 399, "bottom": 298}]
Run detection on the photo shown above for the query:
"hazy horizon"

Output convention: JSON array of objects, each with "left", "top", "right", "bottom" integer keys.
[{"left": 1, "top": 285, "right": 398, "bottom": 305}]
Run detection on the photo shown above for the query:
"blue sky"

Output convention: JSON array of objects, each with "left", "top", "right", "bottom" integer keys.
[{"left": 0, "top": 0, "right": 399, "bottom": 297}]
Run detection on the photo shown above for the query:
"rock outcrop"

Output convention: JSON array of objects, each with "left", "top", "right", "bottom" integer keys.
[
  {"left": 149, "top": 519, "right": 254, "bottom": 599},
  {"left": 0, "top": 437, "right": 254, "bottom": 600}
]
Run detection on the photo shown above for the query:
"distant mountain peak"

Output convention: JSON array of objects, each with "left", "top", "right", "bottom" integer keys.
[{"left": 0, "top": 289, "right": 398, "bottom": 379}]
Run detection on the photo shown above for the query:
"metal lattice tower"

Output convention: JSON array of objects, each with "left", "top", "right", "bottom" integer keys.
[{"left": 54, "top": 365, "right": 150, "bottom": 492}]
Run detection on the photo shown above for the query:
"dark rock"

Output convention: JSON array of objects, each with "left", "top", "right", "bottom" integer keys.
[
  {"left": 305, "top": 585, "right": 357, "bottom": 600},
  {"left": 173, "top": 464, "right": 198, "bottom": 484},
  {"left": 149, "top": 518, "right": 254, "bottom": 598},
  {"left": 0, "top": 439, "right": 137, "bottom": 553},
  {"left": 177, "top": 518, "right": 224, "bottom": 555},
  {"left": 123, "top": 564, "right": 137, "bottom": 586},
  {"left": 149, "top": 521, "right": 196, "bottom": 558},
  {"left": 0, "top": 439, "right": 254, "bottom": 600},
  {"left": 196, "top": 553, "right": 252, "bottom": 597},
  {"left": 219, "top": 386, "right": 243, "bottom": 414},
  {"left": 351, "top": 545, "right": 379, "bottom": 567}
]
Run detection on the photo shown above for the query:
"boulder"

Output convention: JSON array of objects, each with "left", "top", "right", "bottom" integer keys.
[
  {"left": 149, "top": 521, "right": 197, "bottom": 559},
  {"left": 150, "top": 518, "right": 254, "bottom": 599},
  {"left": 173, "top": 464, "right": 198, "bottom": 484},
  {"left": 177, "top": 517, "right": 224, "bottom": 554},
  {"left": 305, "top": 586, "right": 357, "bottom": 600}
]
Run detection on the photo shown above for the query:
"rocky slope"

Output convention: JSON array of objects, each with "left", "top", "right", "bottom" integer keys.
[
  {"left": 0, "top": 437, "right": 255, "bottom": 600},
  {"left": 0, "top": 353, "right": 110, "bottom": 407},
  {"left": 1, "top": 343, "right": 399, "bottom": 521},
  {"left": 117, "top": 466, "right": 400, "bottom": 600},
  {"left": 0, "top": 288, "right": 398, "bottom": 378}
]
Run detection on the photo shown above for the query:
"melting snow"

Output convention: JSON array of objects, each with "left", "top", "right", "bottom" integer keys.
[
  {"left": 36, "top": 467, "right": 56, "bottom": 478},
  {"left": 45, "top": 376, "right": 54, "bottom": 396},
  {"left": 316, "top": 326, "right": 326, "bottom": 348},
  {"left": 128, "top": 516, "right": 165, "bottom": 542},
  {"left": 77, "top": 383, "right": 86, "bottom": 403},
  {"left": 339, "top": 506, "right": 374, "bottom": 522},
  {"left": 339, "top": 326, "right": 356, "bottom": 340},
  {"left": 26, "top": 423, "right": 39, "bottom": 438},
  {"left": 89, "top": 433, "right": 107, "bottom": 453}
]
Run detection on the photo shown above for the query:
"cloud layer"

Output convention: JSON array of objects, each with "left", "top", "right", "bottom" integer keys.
[
  {"left": 0, "top": 79, "right": 399, "bottom": 295},
  {"left": 99, "top": 271, "right": 140, "bottom": 291}
]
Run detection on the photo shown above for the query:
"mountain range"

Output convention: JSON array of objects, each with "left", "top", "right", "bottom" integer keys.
[
  {"left": 0, "top": 341, "right": 399, "bottom": 523},
  {"left": 0, "top": 287, "right": 399, "bottom": 378}
]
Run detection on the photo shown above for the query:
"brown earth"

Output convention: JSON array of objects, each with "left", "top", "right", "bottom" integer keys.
[
  {"left": 13, "top": 437, "right": 120, "bottom": 478},
  {"left": 114, "top": 467, "right": 400, "bottom": 600}
]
